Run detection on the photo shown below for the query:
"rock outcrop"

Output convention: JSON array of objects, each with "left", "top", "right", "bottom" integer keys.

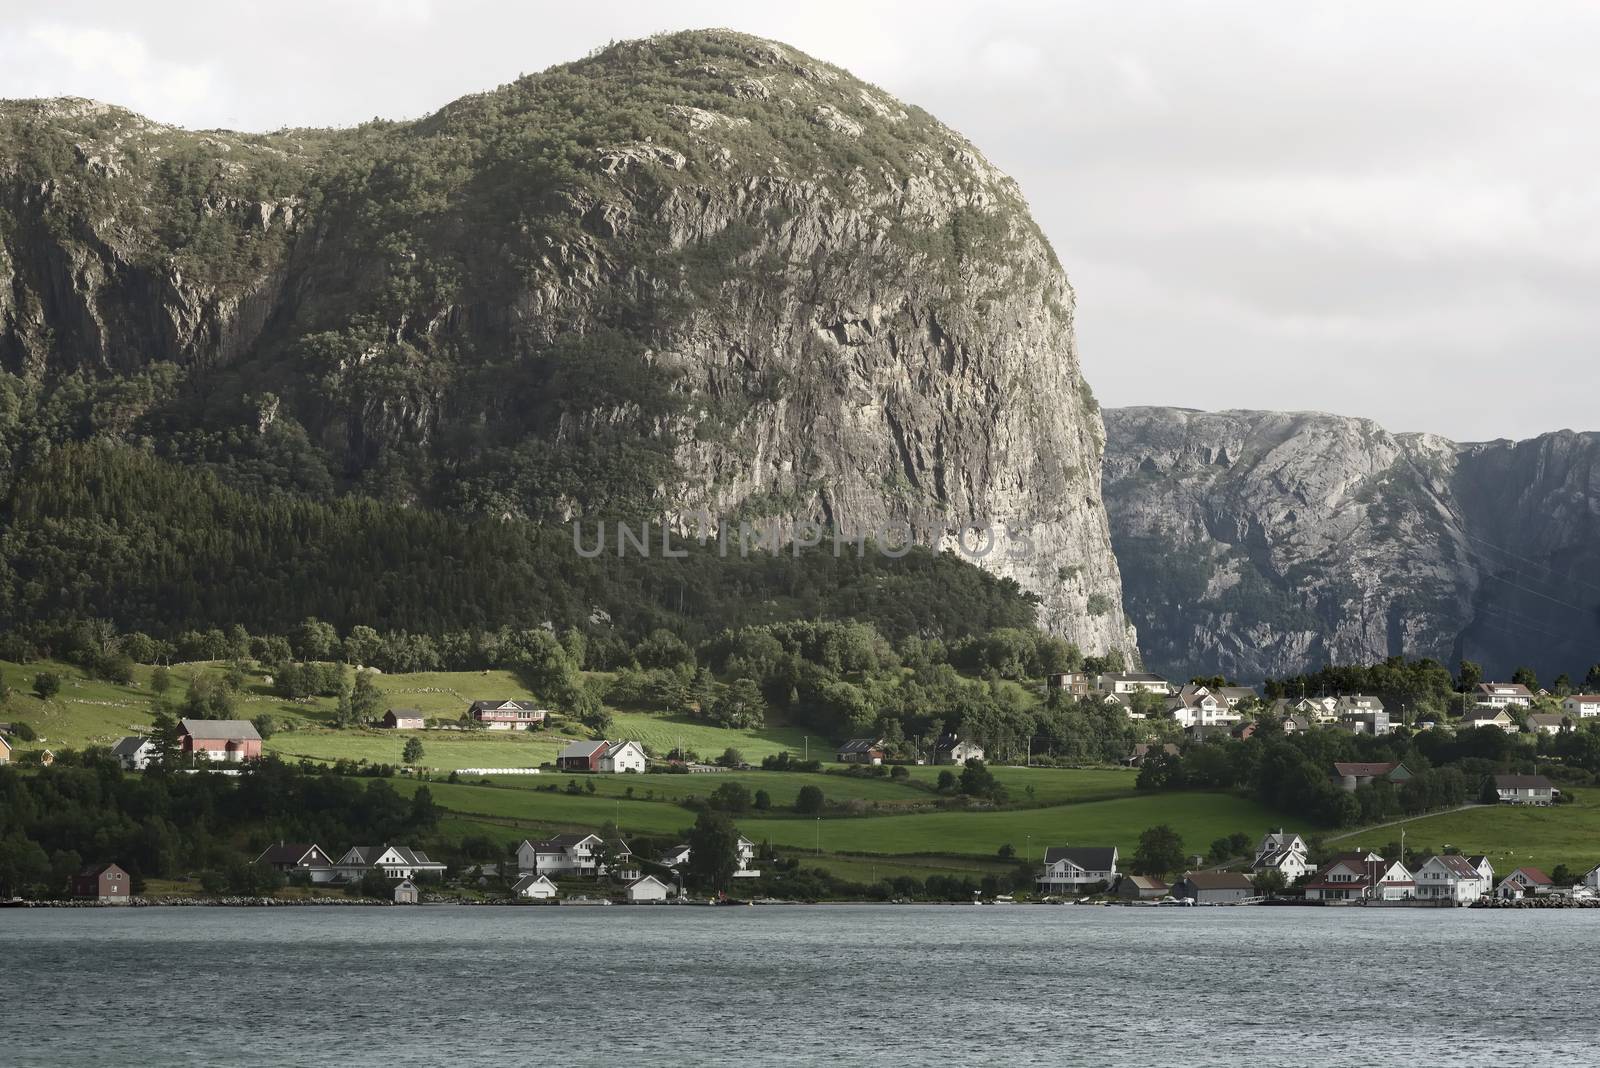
[
  {"left": 1103, "top": 407, "right": 1600, "bottom": 682},
  {"left": 0, "top": 30, "right": 1133, "bottom": 656}
]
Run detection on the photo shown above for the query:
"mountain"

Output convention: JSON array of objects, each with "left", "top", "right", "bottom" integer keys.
[
  {"left": 0, "top": 29, "right": 1133, "bottom": 655},
  {"left": 1102, "top": 407, "right": 1600, "bottom": 683}
]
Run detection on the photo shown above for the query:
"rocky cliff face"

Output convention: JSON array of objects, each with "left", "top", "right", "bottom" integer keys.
[
  {"left": 1103, "top": 407, "right": 1600, "bottom": 682},
  {"left": 0, "top": 30, "right": 1133, "bottom": 656}
]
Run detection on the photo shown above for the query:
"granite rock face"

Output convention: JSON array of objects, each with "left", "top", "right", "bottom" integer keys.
[
  {"left": 1103, "top": 407, "right": 1600, "bottom": 682},
  {"left": 0, "top": 31, "right": 1134, "bottom": 656}
]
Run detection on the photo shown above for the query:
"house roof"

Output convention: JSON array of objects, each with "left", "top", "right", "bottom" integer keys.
[
  {"left": 1101, "top": 672, "right": 1167, "bottom": 683},
  {"left": 76, "top": 862, "right": 124, "bottom": 878},
  {"left": 1336, "top": 695, "right": 1386, "bottom": 711},
  {"left": 1332, "top": 761, "right": 1402, "bottom": 778},
  {"left": 1478, "top": 682, "right": 1533, "bottom": 696},
  {"left": 935, "top": 733, "right": 979, "bottom": 750},
  {"left": 1121, "top": 875, "right": 1167, "bottom": 890},
  {"left": 1216, "top": 686, "right": 1258, "bottom": 701},
  {"left": 1567, "top": 694, "right": 1600, "bottom": 704},
  {"left": 469, "top": 700, "right": 542, "bottom": 713},
  {"left": 1177, "top": 871, "right": 1255, "bottom": 890},
  {"left": 110, "top": 736, "right": 152, "bottom": 758},
  {"left": 837, "top": 738, "right": 884, "bottom": 754},
  {"left": 1463, "top": 709, "right": 1511, "bottom": 721},
  {"left": 0, "top": 734, "right": 10, "bottom": 752},
  {"left": 557, "top": 740, "right": 607, "bottom": 760},
  {"left": 1494, "top": 774, "right": 1555, "bottom": 790},
  {"left": 1429, "top": 855, "right": 1483, "bottom": 879},
  {"left": 627, "top": 875, "right": 668, "bottom": 890},
  {"left": 512, "top": 874, "right": 556, "bottom": 892},
  {"left": 178, "top": 718, "right": 261, "bottom": 742},
  {"left": 344, "top": 845, "right": 441, "bottom": 868},
  {"left": 1467, "top": 855, "right": 1490, "bottom": 868},
  {"left": 255, "top": 843, "right": 328, "bottom": 867},
  {"left": 1504, "top": 867, "right": 1553, "bottom": 886},
  {"left": 604, "top": 740, "right": 643, "bottom": 757},
  {"left": 1042, "top": 846, "right": 1117, "bottom": 870},
  {"left": 1527, "top": 713, "right": 1566, "bottom": 727},
  {"left": 385, "top": 707, "right": 424, "bottom": 719}
]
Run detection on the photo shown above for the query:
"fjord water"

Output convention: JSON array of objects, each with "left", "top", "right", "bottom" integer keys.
[{"left": 4, "top": 905, "right": 1596, "bottom": 1065}]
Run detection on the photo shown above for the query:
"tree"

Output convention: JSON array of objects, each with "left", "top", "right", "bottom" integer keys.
[
  {"left": 753, "top": 789, "right": 771, "bottom": 811},
  {"left": 1586, "top": 664, "right": 1600, "bottom": 693},
  {"left": 685, "top": 810, "right": 741, "bottom": 892},
  {"left": 150, "top": 710, "right": 183, "bottom": 769},
  {"left": 32, "top": 672, "right": 61, "bottom": 700},
  {"left": 1512, "top": 666, "right": 1539, "bottom": 691},
  {"left": 293, "top": 617, "right": 339, "bottom": 661},
  {"left": 1131, "top": 824, "right": 1186, "bottom": 878},
  {"left": 150, "top": 665, "right": 172, "bottom": 694},
  {"left": 403, "top": 737, "right": 424, "bottom": 765},
  {"left": 351, "top": 670, "right": 383, "bottom": 723},
  {"left": 935, "top": 770, "right": 957, "bottom": 793},
  {"left": 717, "top": 747, "right": 743, "bottom": 768},
  {"left": 708, "top": 781, "right": 752, "bottom": 813},
  {"left": 794, "top": 785, "right": 825, "bottom": 814},
  {"left": 1457, "top": 659, "right": 1484, "bottom": 694},
  {"left": 1253, "top": 869, "right": 1288, "bottom": 898},
  {"left": 958, "top": 758, "right": 1004, "bottom": 800},
  {"left": 1551, "top": 863, "right": 1574, "bottom": 886},
  {"left": 251, "top": 714, "right": 276, "bottom": 740}
]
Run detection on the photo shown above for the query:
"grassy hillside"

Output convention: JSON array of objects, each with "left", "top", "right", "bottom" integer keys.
[{"left": 1377, "top": 799, "right": 1600, "bottom": 876}]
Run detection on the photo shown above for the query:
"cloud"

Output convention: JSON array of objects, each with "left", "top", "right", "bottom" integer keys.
[{"left": 6, "top": 23, "right": 216, "bottom": 120}]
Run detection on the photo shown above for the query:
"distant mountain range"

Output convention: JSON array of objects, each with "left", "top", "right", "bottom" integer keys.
[{"left": 1103, "top": 407, "right": 1600, "bottom": 684}]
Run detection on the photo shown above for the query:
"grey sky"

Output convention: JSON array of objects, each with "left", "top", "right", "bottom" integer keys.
[{"left": 3, "top": 0, "right": 1595, "bottom": 441}]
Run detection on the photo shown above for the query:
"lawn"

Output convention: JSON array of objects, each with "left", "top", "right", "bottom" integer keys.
[
  {"left": 479, "top": 769, "right": 931, "bottom": 804},
  {"left": 265, "top": 729, "right": 570, "bottom": 769},
  {"left": 1377, "top": 799, "right": 1600, "bottom": 875},
  {"left": 898, "top": 765, "right": 1139, "bottom": 804}
]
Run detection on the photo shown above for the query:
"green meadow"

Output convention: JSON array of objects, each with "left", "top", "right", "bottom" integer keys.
[{"left": 1373, "top": 798, "right": 1600, "bottom": 876}]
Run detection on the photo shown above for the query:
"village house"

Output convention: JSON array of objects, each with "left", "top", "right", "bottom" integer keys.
[
  {"left": 467, "top": 700, "right": 547, "bottom": 730},
  {"left": 556, "top": 740, "right": 608, "bottom": 771},
  {"left": 1562, "top": 694, "right": 1600, "bottom": 718},
  {"left": 71, "top": 862, "right": 131, "bottom": 904},
  {"left": 1330, "top": 761, "right": 1413, "bottom": 791},
  {"left": 393, "top": 879, "right": 419, "bottom": 904},
  {"left": 1526, "top": 713, "right": 1569, "bottom": 736},
  {"left": 516, "top": 834, "right": 637, "bottom": 880},
  {"left": 1252, "top": 829, "right": 1314, "bottom": 882},
  {"left": 654, "top": 838, "right": 760, "bottom": 878},
  {"left": 255, "top": 843, "right": 337, "bottom": 883},
  {"left": 1497, "top": 867, "right": 1555, "bottom": 899},
  {"left": 1215, "top": 685, "right": 1259, "bottom": 710},
  {"left": 599, "top": 740, "right": 647, "bottom": 774},
  {"left": 1298, "top": 696, "right": 1340, "bottom": 724},
  {"left": 0, "top": 733, "right": 10, "bottom": 765},
  {"left": 333, "top": 845, "right": 447, "bottom": 882},
  {"left": 1095, "top": 672, "right": 1170, "bottom": 696},
  {"left": 512, "top": 874, "right": 559, "bottom": 900},
  {"left": 1332, "top": 695, "right": 1391, "bottom": 735},
  {"left": 1476, "top": 682, "right": 1535, "bottom": 709},
  {"left": 836, "top": 738, "right": 886, "bottom": 765},
  {"left": 1303, "top": 852, "right": 1414, "bottom": 901},
  {"left": 1583, "top": 864, "right": 1600, "bottom": 893},
  {"left": 934, "top": 734, "right": 985, "bottom": 765},
  {"left": 659, "top": 844, "right": 692, "bottom": 868},
  {"left": 1461, "top": 707, "right": 1517, "bottom": 733},
  {"left": 1413, "top": 854, "right": 1491, "bottom": 904},
  {"left": 1037, "top": 846, "right": 1118, "bottom": 895},
  {"left": 1492, "top": 774, "right": 1556, "bottom": 805},
  {"left": 1166, "top": 685, "right": 1242, "bottom": 730},
  {"left": 625, "top": 874, "right": 672, "bottom": 903},
  {"left": 1046, "top": 672, "right": 1093, "bottom": 695},
  {"left": 1466, "top": 855, "right": 1496, "bottom": 885},
  {"left": 111, "top": 736, "right": 156, "bottom": 771},
  {"left": 1116, "top": 874, "right": 1168, "bottom": 901},
  {"left": 381, "top": 708, "right": 426, "bottom": 730},
  {"left": 178, "top": 719, "right": 262, "bottom": 762},
  {"left": 1229, "top": 721, "right": 1257, "bottom": 741},
  {"left": 1171, "top": 871, "right": 1257, "bottom": 904},
  {"left": 1124, "top": 742, "right": 1179, "bottom": 768}
]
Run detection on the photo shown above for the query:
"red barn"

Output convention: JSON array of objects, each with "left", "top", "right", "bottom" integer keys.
[
  {"left": 556, "top": 740, "right": 607, "bottom": 770},
  {"left": 179, "top": 719, "right": 262, "bottom": 762},
  {"left": 71, "top": 862, "right": 131, "bottom": 904}
]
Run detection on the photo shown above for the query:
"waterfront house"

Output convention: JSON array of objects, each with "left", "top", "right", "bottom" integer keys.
[
  {"left": 393, "top": 879, "right": 419, "bottom": 904},
  {"left": 1037, "top": 846, "right": 1118, "bottom": 895},
  {"left": 1116, "top": 875, "right": 1169, "bottom": 901},
  {"left": 1466, "top": 855, "right": 1496, "bottom": 885},
  {"left": 467, "top": 700, "right": 547, "bottom": 730},
  {"left": 599, "top": 740, "right": 647, "bottom": 774},
  {"left": 1526, "top": 713, "right": 1569, "bottom": 736},
  {"left": 255, "top": 843, "right": 337, "bottom": 882},
  {"left": 836, "top": 738, "right": 887, "bottom": 765},
  {"left": 1582, "top": 864, "right": 1600, "bottom": 893},
  {"left": 516, "top": 834, "right": 637, "bottom": 880},
  {"left": 659, "top": 844, "right": 692, "bottom": 868},
  {"left": 334, "top": 845, "right": 447, "bottom": 882},
  {"left": 1493, "top": 774, "right": 1556, "bottom": 805},
  {"left": 178, "top": 719, "right": 262, "bottom": 762},
  {"left": 1303, "top": 853, "right": 1414, "bottom": 901},
  {"left": 512, "top": 874, "right": 559, "bottom": 900},
  {"left": 1413, "top": 854, "right": 1490, "bottom": 903},
  {"left": 1461, "top": 708, "right": 1517, "bottom": 733},
  {"left": 557, "top": 740, "right": 608, "bottom": 771},
  {"left": 381, "top": 708, "right": 426, "bottom": 730},
  {"left": 649, "top": 838, "right": 760, "bottom": 878},
  {"left": 933, "top": 734, "right": 985, "bottom": 765},
  {"left": 1476, "top": 682, "right": 1534, "bottom": 709},
  {"left": 1331, "top": 761, "right": 1412, "bottom": 791},
  {"left": 625, "top": 875, "right": 672, "bottom": 903},
  {"left": 1170, "top": 871, "right": 1256, "bottom": 904},
  {"left": 1095, "top": 672, "right": 1170, "bottom": 696},
  {"left": 71, "top": 862, "right": 130, "bottom": 904},
  {"left": 111, "top": 735, "right": 156, "bottom": 771},
  {"left": 1252, "top": 829, "right": 1314, "bottom": 882},
  {"left": 1562, "top": 694, "right": 1600, "bottom": 718},
  {"left": 1497, "top": 867, "right": 1554, "bottom": 899}
]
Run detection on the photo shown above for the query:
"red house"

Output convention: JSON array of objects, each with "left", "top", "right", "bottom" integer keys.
[
  {"left": 179, "top": 719, "right": 263, "bottom": 762},
  {"left": 71, "top": 862, "right": 131, "bottom": 904},
  {"left": 557, "top": 740, "right": 607, "bottom": 770}
]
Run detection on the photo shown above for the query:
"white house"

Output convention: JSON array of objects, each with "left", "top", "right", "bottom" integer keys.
[
  {"left": 1562, "top": 695, "right": 1600, "bottom": 718},
  {"left": 1166, "top": 686, "right": 1242, "bottom": 730},
  {"left": 655, "top": 837, "right": 761, "bottom": 878},
  {"left": 512, "top": 874, "right": 559, "bottom": 900},
  {"left": 1476, "top": 682, "right": 1534, "bottom": 709},
  {"left": 516, "top": 834, "right": 637, "bottom": 880},
  {"left": 111, "top": 736, "right": 157, "bottom": 771},
  {"left": 1582, "top": 864, "right": 1600, "bottom": 893},
  {"left": 1299, "top": 696, "right": 1340, "bottom": 724},
  {"left": 1413, "top": 854, "right": 1490, "bottom": 904},
  {"left": 1304, "top": 852, "right": 1414, "bottom": 901},
  {"left": 1037, "top": 846, "right": 1118, "bottom": 894},
  {"left": 934, "top": 734, "right": 985, "bottom": 765},
  {"left": 1095, "top": 672, "right": 1170, "bottom": 696},
  {"left": 393, "top": 879, "right": 420, "bottom": 904},
  {"left": 1526, "top": 713, "right": 1569, "bottom": 736},
  {"left": 1215, "top": 686, "right": 1259, "bottom": 710},
  {"left": 625, "top": 875, "right": 672, "bottom": 903},
  {"left": 333, "top": 845, "right": 447, "bottom": 882},
  {"left": 1252, "top": 829, "right": 1314, "bottom": 881},
  {"left": 1493, "top": 774, "right": 1556, "bottom": 805},
  {"left": 1334, "top": 696, "right": 1391, "bottom": 735},
  {"left": 1466, "top": 854, "right": 1496, "bottom": 886},
  {"left": 1497, "top": 867, "right": 1555, "bottom": 899},
  {"left": 600, "top": 740, "right": 647, "bottom": 774},
  {"left": 1461, "top": 708, "right": 1517, "bottom": 733}
]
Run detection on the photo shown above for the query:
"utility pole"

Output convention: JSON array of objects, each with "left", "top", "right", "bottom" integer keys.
[{"left": 815, "top": 817, "right": 821, "bottom": 855}]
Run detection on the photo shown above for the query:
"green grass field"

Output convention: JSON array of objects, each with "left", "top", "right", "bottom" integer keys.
[{"left": 1375, "top": 799, "right": 1600, "bottom": 875}]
